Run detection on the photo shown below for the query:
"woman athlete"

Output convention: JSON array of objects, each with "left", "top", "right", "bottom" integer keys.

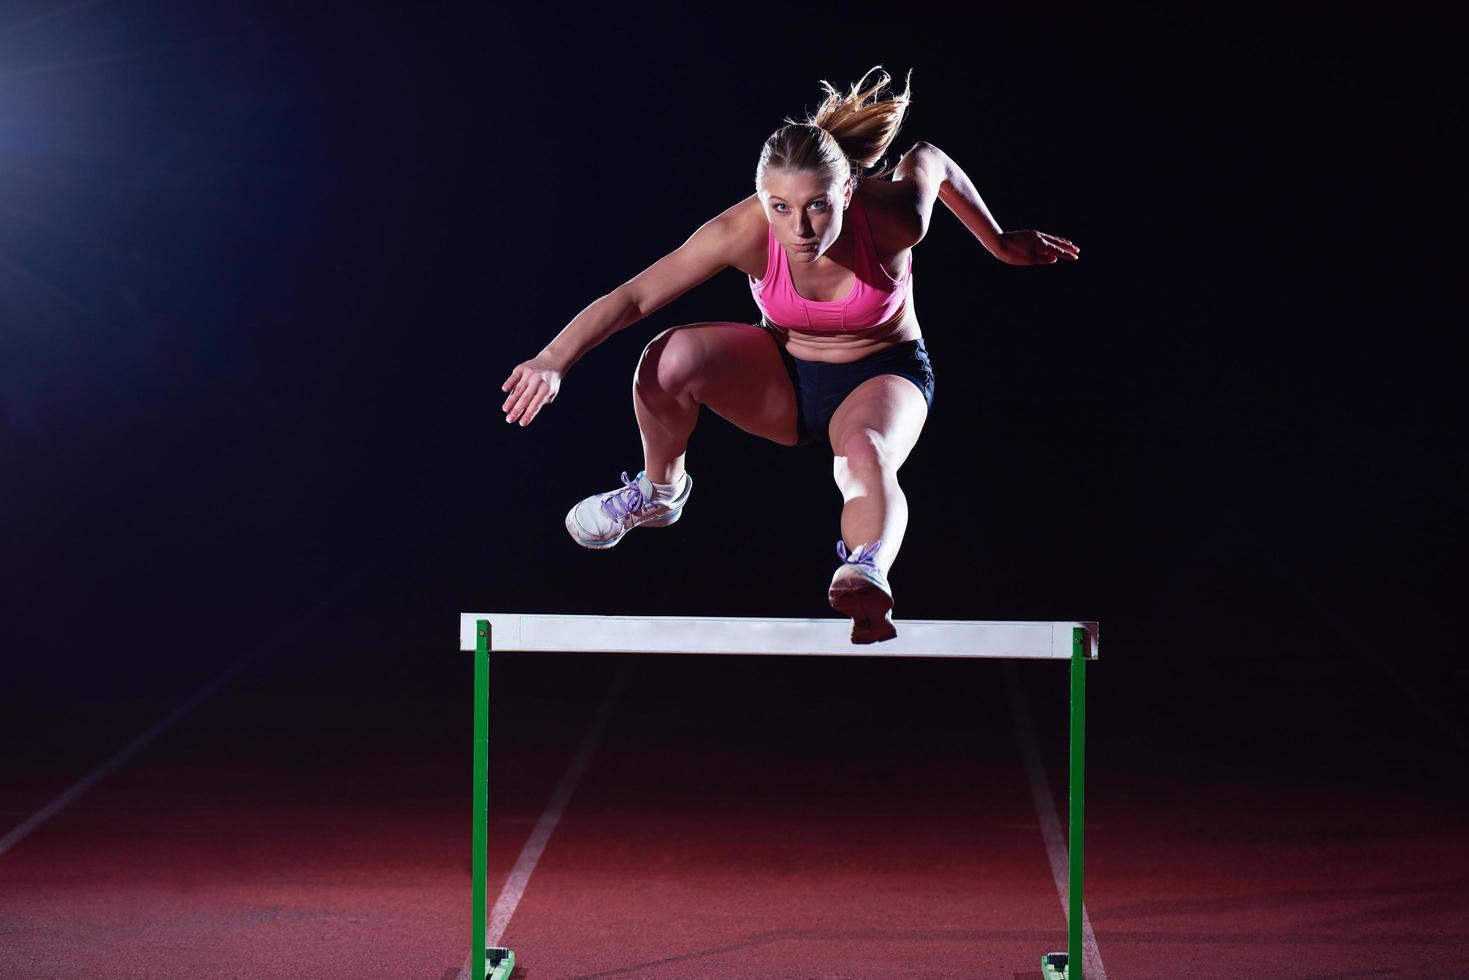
[{"left": 500, "top": 67, "right": 1079, "bottom": 644}]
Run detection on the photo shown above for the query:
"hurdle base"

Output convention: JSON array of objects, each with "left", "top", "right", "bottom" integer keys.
[
  {"left": 1041, "top": 951, "right": 1068, "bottom": 979},
  {"left": 486, "top": 947, "right": 515, "bottom": 979}
]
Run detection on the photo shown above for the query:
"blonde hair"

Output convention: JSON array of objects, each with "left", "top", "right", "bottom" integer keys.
[{"left": 755, "top": 66, "right": 914, "bottom": 194}]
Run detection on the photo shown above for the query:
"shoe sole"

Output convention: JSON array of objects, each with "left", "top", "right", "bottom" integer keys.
[
  {"left": 564, "top": 506, "right": 682, "bottom": 550},
  {"left": 828, "top": 579, "right": 897, "bottom": 644}
]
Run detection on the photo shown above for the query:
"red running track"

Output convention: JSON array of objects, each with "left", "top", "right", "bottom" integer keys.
[{"left": 2, "top": 595, "right": 1467, "bottom": 978}]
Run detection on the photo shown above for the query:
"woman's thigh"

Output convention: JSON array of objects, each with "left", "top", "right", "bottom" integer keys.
[
  {"left": 826, "top": 374, "right": 929, "bottom": 472},
  {"left": 638, "top": 321, "right": 800, "bottom": 446}
]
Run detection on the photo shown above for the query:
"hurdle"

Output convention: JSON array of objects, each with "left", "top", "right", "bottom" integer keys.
[{"left": 459, "top": 613, "right": 1100, "bottom": 980}]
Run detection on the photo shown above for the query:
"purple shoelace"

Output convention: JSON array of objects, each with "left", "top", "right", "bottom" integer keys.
[
  {"left": 601, "top": 471, "right": 652, "bottom": 521},
  {"left": 836, "top": 538, "right": 884, "bottom": 568}
]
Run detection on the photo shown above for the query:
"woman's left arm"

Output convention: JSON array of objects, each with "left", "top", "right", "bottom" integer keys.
[{"left": 907, "top": 142, "right": 1080, "bottom": 266}]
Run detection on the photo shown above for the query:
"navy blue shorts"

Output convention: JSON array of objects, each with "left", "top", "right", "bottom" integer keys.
[{"left": 759, "top": 323, "right": 935, "bottom": 449}]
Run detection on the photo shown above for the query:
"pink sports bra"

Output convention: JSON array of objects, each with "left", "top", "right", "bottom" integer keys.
[{"left": 748, "top": 191, "right": 913, "bottom": 333}]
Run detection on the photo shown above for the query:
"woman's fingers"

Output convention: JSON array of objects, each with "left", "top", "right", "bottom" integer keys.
[
  {"left": 501, "top": 376, "right": 525, "bottom": 414},
  {"left": 520, "top": 391, "right": 549, "bottom": 426},
  {"left": 501, "top": 367, "right": 527, "bottom": 413},
  {"left": 1032, "top": 242, "right": 1066, "bottom": 263},
  {"left": 1041, "top": 233, "right": 1080, "bottom": 258},
  {"left": 516, "top": 387, "right": 551, "bottom": 427},
  {"left": 506, "top": 379, "right": 540, "bottom": 424},
  {"left": 501, "top": 362, "right": 559, "bottom": 426},
  {"left": 508, "top": 376, "right": 555, "bottom": 426}
]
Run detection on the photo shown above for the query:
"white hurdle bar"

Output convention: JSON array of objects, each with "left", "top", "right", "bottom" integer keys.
[
  {"left": 459, "top": 613, "right": 1098, "bottom": 660},
  {"left": 460, "top": 613, "right": 1100, "bottom": 980}
]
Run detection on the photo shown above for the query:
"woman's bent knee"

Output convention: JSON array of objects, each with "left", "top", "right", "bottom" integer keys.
[
  {"left": 632, "top": 322, "right": 797, "bottom": 445},
  {"left": 636, "top": 327, "right": 707, "bottom": 396},
  {"left": 837, "top": 430, "right": 891, "bottom": 475}
]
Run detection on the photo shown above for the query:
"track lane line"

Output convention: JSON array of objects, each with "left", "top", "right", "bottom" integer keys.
[
  {"left": 0, "top": 645, "right": 262, "bottom": 859},
  {"left": 1005, "top": 662, "right": 1109, "bottom": 980},
  {"left": 0, "top": 567, "right": 373, "bottom": 860},
  {"left": 455, "top": 655, "right": 635, "bottom": 980}
]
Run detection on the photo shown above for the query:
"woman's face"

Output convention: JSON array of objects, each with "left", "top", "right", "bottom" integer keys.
[{"left": 760, "top": 169, "right": 851, "bottom": 263}]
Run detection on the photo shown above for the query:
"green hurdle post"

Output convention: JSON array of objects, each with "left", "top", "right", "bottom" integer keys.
[
  {"left": 1043, "top": 626, "right": 1087, "bottom": 980},
  {"left": 472, "top": 619, "right": 516, "bottom": 980}
]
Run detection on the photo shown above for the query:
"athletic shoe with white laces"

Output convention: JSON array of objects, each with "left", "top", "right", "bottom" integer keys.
[
  {"left": 828, "top": 539, "right": 897, "bottom": 644},
  {"left": 564, "top": 470, "right": 692, "bottom": 550}
]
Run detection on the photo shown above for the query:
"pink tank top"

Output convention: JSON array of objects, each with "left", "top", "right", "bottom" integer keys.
[{"left": 748, "top": 192, "right": 912, "bottom": 332}]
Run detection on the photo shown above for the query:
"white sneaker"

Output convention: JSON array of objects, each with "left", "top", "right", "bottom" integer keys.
[
  {"left": 828, "top": 539, "right": 897, "bottom": 644},
  {"left": 565, "top": 470, "right": 692, "bottom": 550}
]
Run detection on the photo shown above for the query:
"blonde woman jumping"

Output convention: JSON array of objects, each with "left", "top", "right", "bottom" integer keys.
[{"left": 500, "top": 67, "right": 1079, "bottom": 643}]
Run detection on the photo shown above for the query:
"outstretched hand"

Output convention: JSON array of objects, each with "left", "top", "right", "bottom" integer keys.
[
  {"left": 996, "top": 229, "right": 1080, "bottom": 266},
  {"left": 501, "top": 356, "right": 562, "bottom": 427}
]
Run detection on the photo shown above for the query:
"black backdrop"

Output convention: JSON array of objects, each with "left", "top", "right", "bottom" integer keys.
[{"left": 2, "top": 3, "right": 1460, "bottom": 699}]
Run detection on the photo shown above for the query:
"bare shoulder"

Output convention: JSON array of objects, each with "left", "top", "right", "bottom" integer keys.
[
  {"left": 722, "top": 193, "right": 772, "bottom": 279},
  {"left": 725, "top": 192, "right": 770, "bottom": 238},
  {"left": 664, "top": 193, "right": 766, "bottom": 269},
  {"left": 688, "top": 193, "right": 766, "bottom": 249}
]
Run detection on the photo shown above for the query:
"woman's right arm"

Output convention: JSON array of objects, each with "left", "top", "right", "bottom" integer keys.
[{"left": 501, "top": 199, "right": 754, "bottom": 426}]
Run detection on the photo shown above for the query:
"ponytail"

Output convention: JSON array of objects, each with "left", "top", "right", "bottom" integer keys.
[{"left": 756, "top": 66, "right": 915, "bottom": 192}]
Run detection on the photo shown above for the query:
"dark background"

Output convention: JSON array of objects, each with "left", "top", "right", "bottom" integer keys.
[{"left": 1, "top": 3, "right": 1461, "bottom": 714}]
